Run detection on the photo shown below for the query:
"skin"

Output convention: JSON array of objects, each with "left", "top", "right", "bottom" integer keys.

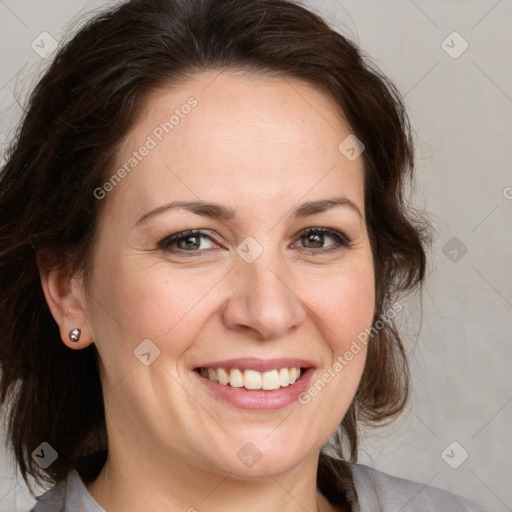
[{"left": 39, "top": 70, "right": 376, "bottom": 512}]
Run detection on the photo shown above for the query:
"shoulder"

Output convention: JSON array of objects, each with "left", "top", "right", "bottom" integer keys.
[
  {"left": 29, "top": 469, "right": 105, "bottom": 512},
  {"left": 349, "top": 463, "right": 496, "bottom": 512},
  {"left": 28, "top": 479, "right": 66, "bottom": 512}
]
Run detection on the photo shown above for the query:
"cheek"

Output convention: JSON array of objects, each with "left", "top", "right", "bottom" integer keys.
[
  {"left": 89, "top": 256, "right": 222, "bottom": 356},
  {"left": 305, "top": 263, "right": 376, "bottom": 349},
  {"left": 88, "top": 238, "right": 375, "bottom": 369}
]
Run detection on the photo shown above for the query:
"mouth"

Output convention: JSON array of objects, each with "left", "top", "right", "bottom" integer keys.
[
  {"left": 194, "top": 366, "right": 307, "bottom": 391},
  {"left": 192, "top": 358, "right": 315, "bottom": 410}
]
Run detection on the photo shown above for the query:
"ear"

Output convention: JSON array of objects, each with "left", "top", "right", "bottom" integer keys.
[{"left": 36, "top": 250, "right": 94, "bottom": 350}]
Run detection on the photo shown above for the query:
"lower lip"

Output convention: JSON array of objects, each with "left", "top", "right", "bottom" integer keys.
[{"left": 193, "top": 368, "right": 315, "bottom": 410}]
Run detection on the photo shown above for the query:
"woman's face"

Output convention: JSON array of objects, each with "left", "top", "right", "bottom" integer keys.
[{"left": 81, "top": 71, "right": 375, "bottom": 477}]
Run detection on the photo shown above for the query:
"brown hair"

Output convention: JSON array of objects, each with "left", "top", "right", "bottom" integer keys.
[{"left": 0, "top": 0, "right": 431, "bottom": 495}]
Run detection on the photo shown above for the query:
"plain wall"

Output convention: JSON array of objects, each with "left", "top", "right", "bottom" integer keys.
[{"left": 1, "top": 1, "right": 510, "bottom": 511}]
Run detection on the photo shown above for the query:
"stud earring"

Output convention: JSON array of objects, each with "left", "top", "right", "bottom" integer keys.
[{"left": 69, "top": 328, "right": 81, "bottom": 342}]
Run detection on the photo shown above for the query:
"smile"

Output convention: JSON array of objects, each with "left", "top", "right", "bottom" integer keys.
[
  {"left": 197, "top": 366, "right": 304, "bottom": 390},
  {"left": 192, "top": 358, "right": 315, "bottom": 410}
]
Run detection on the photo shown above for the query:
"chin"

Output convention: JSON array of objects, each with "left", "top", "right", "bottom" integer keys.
[
  {"left": 228, "top": 453, "right": 307, "bottom": 480},
  {"left": 208, "top": 435, "right": 316, "bottom": 479}
]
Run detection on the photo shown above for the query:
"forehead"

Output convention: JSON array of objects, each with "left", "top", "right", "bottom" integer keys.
[{"left": 106, "top": 70, "right": 365, "bottom": 221}]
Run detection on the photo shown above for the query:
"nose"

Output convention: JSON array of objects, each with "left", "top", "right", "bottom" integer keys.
[{"left": 221, "top": 248, "right": 306, "bottom": 341}]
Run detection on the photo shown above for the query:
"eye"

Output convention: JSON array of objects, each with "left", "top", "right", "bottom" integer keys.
[
  {"left": 158, "top": 227, "right": 351, "bottom": 257},
  {"left": 158, "top": 230, "right": 219, "bottom": 255},
  {"left": 293, "top": 227, "right": 351, "bottom": 255}
]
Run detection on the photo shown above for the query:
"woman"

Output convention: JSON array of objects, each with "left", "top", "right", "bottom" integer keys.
[{"left": 0, "top": 0, "right": 496, "bottom": 511}]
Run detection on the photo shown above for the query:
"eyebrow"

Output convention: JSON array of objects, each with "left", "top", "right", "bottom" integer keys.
[{"left": 135, "top": 196, "right": 362, "bottom": 226}]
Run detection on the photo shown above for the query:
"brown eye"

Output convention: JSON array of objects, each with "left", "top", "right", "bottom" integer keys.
[
  {"left": 175, "top": 234, "right": 201, "bottom": 250},
  {"left": 159, "top": 230, "right": 218, "bottom": 255},
  {"left": 158, "top": 227, "right": 351, "bottom": 258},
  {"left": 301, "top": 232, "right": 324, "bottom": 249},
  {"left": 294, "top": 228, "right": 350, "bottom": 254}
]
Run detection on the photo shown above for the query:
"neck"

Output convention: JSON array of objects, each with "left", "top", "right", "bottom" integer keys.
[{"left": 84, "top": 442, "right": 341, "bottom": 512}]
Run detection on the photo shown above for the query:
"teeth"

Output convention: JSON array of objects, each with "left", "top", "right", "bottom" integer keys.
[
  {"left": 262, "top": 369, "right": 280, "bottom": 390},
  {"left": 244, "top": 369, "right": 262, "bottom": 390},
  {"left": 229, "top": 369, "right": 244, "bottom": 388},
  {"left": 207, "top": 368, "right": 218, "bottom": 382},
  {"left": 279, "top": 368, "right": 290, "bottom": 387},
  {"left": 199, "top": 366, "right": 303, "bottom": 390},
  {"left": 217, "top": 368, "right": 229, "bottom": 386}
]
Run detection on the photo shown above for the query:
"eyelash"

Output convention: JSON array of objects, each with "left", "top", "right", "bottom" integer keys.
[{"left": 158, "top": 227, "right": 351, "bottom": 257}]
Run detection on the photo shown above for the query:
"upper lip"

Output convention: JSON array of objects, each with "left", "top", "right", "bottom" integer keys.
[{"left": 194, "top": 358, "right": 315, "bottom": 372}]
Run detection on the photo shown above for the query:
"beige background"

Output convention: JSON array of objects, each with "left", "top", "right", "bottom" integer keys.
[{"left": 1, "top": 1, "right": 511, "bottom": 510}]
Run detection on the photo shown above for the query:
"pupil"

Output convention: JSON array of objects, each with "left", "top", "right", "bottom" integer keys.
[
  {"left": 180, "top": 236, "right": 200, "bottom": 250},
  {"left": 305, "top": 234, "right": 323, "bottom": 248}
]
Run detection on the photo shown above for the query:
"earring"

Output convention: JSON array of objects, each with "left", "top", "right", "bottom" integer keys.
[{"left": 69, "top": 328, "right": 81, "bottom": 342}]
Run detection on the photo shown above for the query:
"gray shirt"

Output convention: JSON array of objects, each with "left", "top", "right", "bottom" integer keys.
[{"left": 29, "top": 463, "right": 495, "bottom": 512}]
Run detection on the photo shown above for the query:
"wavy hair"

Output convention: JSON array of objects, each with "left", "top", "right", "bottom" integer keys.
[{"left": 0, "top": 0, "right": 431, "bottom": 494}]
